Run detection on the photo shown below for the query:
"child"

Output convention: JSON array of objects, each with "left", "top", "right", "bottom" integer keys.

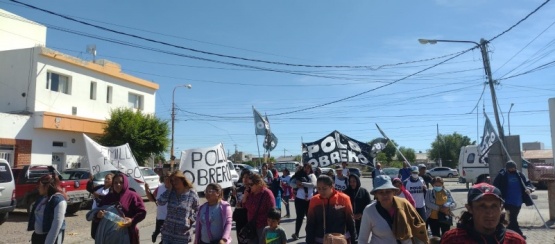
[{"left": 262, "top": 209, "right": 287, "bottom": 244}]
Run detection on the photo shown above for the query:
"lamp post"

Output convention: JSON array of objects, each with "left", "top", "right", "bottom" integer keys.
[
  {"left": 171, "top": 84, "right": 192, "bottom": 172},
  {"left": 418, "top": 38, "right": 506, "bottom": 141},
  {"left": 508, "top": 103, "right": 514, "bottom": 136}
]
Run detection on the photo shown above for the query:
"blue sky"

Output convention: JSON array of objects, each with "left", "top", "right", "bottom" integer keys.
[{"left": 2, "top": 0, "right": 554, "bottom": 159}]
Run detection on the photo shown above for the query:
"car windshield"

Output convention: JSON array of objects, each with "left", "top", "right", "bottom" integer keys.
[
  {"left": 61, "top": 170, "right": 90, "bottom": 180},
  {"left": 274, "top": 163, "right": 297, "bottom": 172},
  {"left": 141, "top": 168, "right": 157, "bottom": 177},
  {"left": 243, "top": 164, "right": 254, "bottom": 170},
  {"left": 384, "top": 168, "right": 398, "bottom": 174}
]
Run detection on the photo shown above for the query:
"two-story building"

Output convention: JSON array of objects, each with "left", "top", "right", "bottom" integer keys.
[{"left": 0, "top": 9, "right": 159, "bottom": 170}]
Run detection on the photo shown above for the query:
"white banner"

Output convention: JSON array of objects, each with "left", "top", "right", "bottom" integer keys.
[
  {"left": 83, "top": 134, "right": 145, "bottom": 184},
  {"left": 178, "top": 143, "right": 233, "bottom": 191}
]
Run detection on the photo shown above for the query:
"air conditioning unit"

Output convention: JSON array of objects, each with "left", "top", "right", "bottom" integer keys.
[{"left": 72, "top": 106, "right": 77, "bottom": 115}]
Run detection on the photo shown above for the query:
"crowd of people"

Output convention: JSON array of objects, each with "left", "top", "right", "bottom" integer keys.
[{"left": 26, "top": 160, "right": 531, "bottom": 244}]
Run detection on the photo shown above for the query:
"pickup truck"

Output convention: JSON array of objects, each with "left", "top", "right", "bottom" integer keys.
[{"left": 11, "top": 165, "right": 91, "bottom": 214}]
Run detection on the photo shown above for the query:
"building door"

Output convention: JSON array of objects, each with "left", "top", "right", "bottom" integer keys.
[{"left": 52, "top": 153, "right": 65, "bottom": 171}]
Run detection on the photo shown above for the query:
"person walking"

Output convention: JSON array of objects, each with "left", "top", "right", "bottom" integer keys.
[
  {"left": 441, "top": 183, "right": 526, "bottom": 243},
  {"left": 492, "top": 160, "right": 534, "bottom": 239},
  {"left": 280, "top": 168, "right": 293, "bottom": 218},
  {"left": 306, "top": 175, "right": 356, "bottom": 244},
  {"left": 262, "top": 209, "right": 287, "bottom": 244},
  {"left": 358, "top": 175, "right": 428, "bottom": 244},
  {"left": 195, "top": 183, "right": 232, "bottom": 244},
  {"left": 241, "top": 174, "right": 276, "bottom": 244},
  {"left": 145, "top": 172, "right": 171, "bottom": 243},
  {"left": 260, "top": 163, "right": 273, "bottom": 184},
  {"left": 95, "top": 173, "right": 147, "bottom": 244},
  {"left": 343, "top": 174, "right": 371, "bottom": 236},
  {"left": 403, "top": 166, "right": 427, "bottom": 221},
  {"left": 333, "top": 167, "right": 349, "bottom": 192},
  {"left": 269, "top": 168, "right": 283, "bottom": 212},
  {"left": 157, "top": 170, "right": 200, "bottom": 244},
  {"left": 425, "top": 177, "right": 456, "bottom": 238},
  {"left": 233, "top": 169, "right": 254, "bottom": 244},
  {"left": 86, "top": 173, "right": 113, "bottom": 240},
  {"left": 397, "top": 161, "right": 412, "bottom": 182},
  {"left": 290, "top": 163, "right": 317, "bottom": 240},
  {"left": 392, "top": 177, "right": 415, "bottom": 207},
  {"left": 371, "top": 162, "right": 383, "bottom": 185},
  {"left": 28, "top": 174, "right": 67, "bottom": 244}
]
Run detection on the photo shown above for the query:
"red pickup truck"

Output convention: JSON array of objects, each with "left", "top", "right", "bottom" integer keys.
[{"left": 11, "top": 165, "right": 91, "bottom": 214}]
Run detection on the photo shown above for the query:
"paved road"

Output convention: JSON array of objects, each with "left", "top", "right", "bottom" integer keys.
[{"left": 2, "top": 176, "right": 553, "bottom": 243}]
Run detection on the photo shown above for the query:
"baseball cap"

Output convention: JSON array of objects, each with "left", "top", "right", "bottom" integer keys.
[
  {"left": 467, "top": 183, "right": 504, "bottom": 204},
  {"left": 410, "top": 166, "right": 419, "bottom": 173}
]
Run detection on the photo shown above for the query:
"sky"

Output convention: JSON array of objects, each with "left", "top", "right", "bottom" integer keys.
[{"left": 1, "top": 0, "right": 554, "bottom": 159}]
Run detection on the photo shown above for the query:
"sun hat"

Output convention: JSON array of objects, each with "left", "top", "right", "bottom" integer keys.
[
  {"left": 467, "top": 183, "right": 504, "bottom": 204},
  {"left": 371, "top": 175, "right": 399, "bottom": 194},
  {"left": 410, "top": 166, "right": 419, "bottom": 173}
]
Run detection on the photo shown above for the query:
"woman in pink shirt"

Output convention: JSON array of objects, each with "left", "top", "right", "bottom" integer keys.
[{"left": 392, "top": 178, "right": 415, "bottom": 207}]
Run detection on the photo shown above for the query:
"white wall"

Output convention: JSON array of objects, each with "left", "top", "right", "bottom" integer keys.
[
  {"left": 0, "top": 113, "right": 33, "bottom": 139},
  {"left": 0, "top": 48, "right": 37, "bottom": 113},
  {"left": 0, "top": 9, "right": 46, "bottom": 51},
  {"left": 30, "top": 129, "right": 89, "bottom": 170},
  {"left": 34, "top": 52, "right": 156, "bottom": 120}
]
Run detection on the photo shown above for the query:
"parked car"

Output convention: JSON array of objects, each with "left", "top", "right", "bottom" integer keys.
[
  {"left": 233, "top": 163, "right": 259, "bottom": 174},
  {"left": 427, "top": 167, "right": 459, "bottom": 178},
  {"left": 320, "top": 167, "right": 336, "bottom": 177},
  {"left": 12, "top": 165, "right": 91, "bottom": 214},
  {"left": 273, "top": 161, "right": 299, "bottom": 176},
  {"left": 139, "top": 166, "right": 160, "bottom": 192},
  {"left": 348, "top": 167, "right": 362, "bottom": 178},
  {"left": 0, "top": 159, "right": 15, "bottom": 225},
  {"left": 383, "top": 167, "right": 400, "bottom": 180}
]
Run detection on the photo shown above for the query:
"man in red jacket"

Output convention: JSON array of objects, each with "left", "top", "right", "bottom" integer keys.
[{"left": 441, "top": 183, "right": 526, "bottom": 243}]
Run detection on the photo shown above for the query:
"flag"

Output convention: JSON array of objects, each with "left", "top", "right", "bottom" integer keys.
[
  {"left": 253, "top": 107, "right": 269, "bottom": 135},
  {"left": 263, "top": 132, "right": 278, "bottom": 151},
  {"left": 479, "top": 114, "right": 499, "bottom": 164}
]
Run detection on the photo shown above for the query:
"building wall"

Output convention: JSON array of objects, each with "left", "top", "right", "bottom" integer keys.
[
  {"left": 522, "top": 142, "right": 544, "bottom": 150},
  {"left": 0, "top": 9, "right": 46, "bottom": 51},
  {"left": 30, "top": 129, "right": 89, "bottom": 170},
  {"left": 0, "top": 48, "right": 37, "bottom": 113}
]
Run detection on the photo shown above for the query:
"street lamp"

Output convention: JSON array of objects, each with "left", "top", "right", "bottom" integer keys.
[
  {"left": 508, "top": 103, "right": 514, "bottom": 135},
  {"left": 171, "top": 84, "right": 192, "bottom": 172},
  {"left": 418, "top": 38, "right": 506, "bottom": 141}
]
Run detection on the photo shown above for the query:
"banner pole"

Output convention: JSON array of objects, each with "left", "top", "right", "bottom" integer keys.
[
  {"left": 256, "top": 135, "right": 262, "bottom": 168},
  {"left": 375, "top": 124, "right": 410, "bottom": 166}
]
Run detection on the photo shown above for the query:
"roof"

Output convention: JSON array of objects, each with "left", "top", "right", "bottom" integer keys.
[{"left": 522, "top": 149, "right": 553, "bottom": 160}]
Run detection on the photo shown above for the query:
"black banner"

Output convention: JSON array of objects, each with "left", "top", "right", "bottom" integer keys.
[{"left": 302, "top": 131, "right": 388, "bottom": 168}]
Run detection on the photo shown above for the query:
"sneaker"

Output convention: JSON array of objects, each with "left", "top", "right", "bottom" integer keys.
[
  {"left": 292, "top": 233, "right": 299, "bottom": 240},
  {"left": 151, "top": 234, "right": 157, "bottom": 243}
]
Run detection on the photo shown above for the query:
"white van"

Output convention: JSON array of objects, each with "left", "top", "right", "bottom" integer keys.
[
  {"left": 457, "top": 145, "right": 489, "bottom": 188},
  {"left": 0, "top": 159, "right": 15, "bottom": 225}
]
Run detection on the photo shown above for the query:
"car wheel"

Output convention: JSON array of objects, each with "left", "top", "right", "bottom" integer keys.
[
  {"left": 447, "top": 173, "right": 453, "bottom": 178},
  {"left": 66, "top": 203, "right": 81, "bottom": 215},
  {"left": 0, "top": 212, "right": 8, "bottom": 225}
]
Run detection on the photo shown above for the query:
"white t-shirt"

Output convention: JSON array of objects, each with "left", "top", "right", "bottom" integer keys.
[
  {"left": 404, "top": 177, "right": 426, "bottom": 208},
  {"left": 92, "top": 187, "right": 110, "bottom": 209},
  {"left": 342, "top": 168, "right": 349, "bottom": 176},
  {"left": 155, "top": 184, "right": 168, "bottom": 220},
  {"left": 334, "top": 176, "right": 348, "bottom": 192}
]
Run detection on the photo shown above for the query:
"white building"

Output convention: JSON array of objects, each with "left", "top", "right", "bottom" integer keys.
[{"left": 0, "top": 9, "right": 159, "bottom": 170}]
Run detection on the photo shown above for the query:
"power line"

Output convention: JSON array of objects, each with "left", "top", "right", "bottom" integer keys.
[{"left": 488, "top": 0, "right": 551, "bottom": 42}]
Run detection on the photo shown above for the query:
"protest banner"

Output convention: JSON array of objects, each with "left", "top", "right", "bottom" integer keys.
[
  {"left": 302, "top": 130, "right": 388, "bottom": 168},
  {"left": 179, "top": 143, "right": 233, "bottom": 191},
  {"left": 83, "top": 134, "right": 145, "bottom": 185}
]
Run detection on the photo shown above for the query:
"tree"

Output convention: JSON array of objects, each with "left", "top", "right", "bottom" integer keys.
[
  {"left": 397, "top": 146, "right": 416, "bottom": 163},
  {"left": 428, "top": 132, "right": 474, "bottom": 168},
  {"left": 98, "top": 108, "right": 170, "bottom": 166}
]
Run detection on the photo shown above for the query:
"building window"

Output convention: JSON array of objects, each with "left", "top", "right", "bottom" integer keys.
[
  {"left": 128, "top": 93, "right": 144, "bottom": 110},
  {"left": 46, "top": 72, "right": 71, "bottom": 94},
  {"left": 52, "top": 141, "right": 66, "bottom": 147},
  {"left": 90, "top": 81, "right": 97, "bottom": 100},
  {"left": 106, "top": 86, "right": 113, "bottom": 104}
]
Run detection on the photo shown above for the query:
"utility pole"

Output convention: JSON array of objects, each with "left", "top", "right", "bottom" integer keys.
[
  {"left": 234, "top": 144, "right": 239, "bottom": 163},
  {"left": 479, "top": 38, "right": 505, "bottom": 142}
]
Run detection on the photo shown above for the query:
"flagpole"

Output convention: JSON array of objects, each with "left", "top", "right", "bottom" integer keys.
[
  {"left": 255, "top": 135, "right": 262, "bottom": 168},
  {"left": 375, "top": 123, "right": 410, "bottom": 166}
]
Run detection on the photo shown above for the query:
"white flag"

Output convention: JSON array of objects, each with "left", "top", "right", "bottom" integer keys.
[{"left": 178, "top": 143, "right": 233, "bottom": 191}]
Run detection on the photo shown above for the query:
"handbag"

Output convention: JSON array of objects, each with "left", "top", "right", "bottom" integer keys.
[
  {"left": 323, "top": 202, "right": 348, "bottom": 244},
  {"left": 438, "top": 211, "right": 453, "bottom": 225},
  {"left": 238, "top": 193, "right": 265, "bottom": 241},
  {"left": 232, "top": 208, "right": 248, "bottom": 223}
]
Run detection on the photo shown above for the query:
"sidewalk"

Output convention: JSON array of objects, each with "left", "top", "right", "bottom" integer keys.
[{"left": 518, "top": 206, "right": 555, "bottom": 243}]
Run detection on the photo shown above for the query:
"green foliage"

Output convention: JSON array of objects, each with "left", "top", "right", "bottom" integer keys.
[
  {"left": 98, "top": 108, "right": 170, "bottom": 166},
  {"left": 294, "top": 155, "right": 302, "bottom": 162},
  {"left": 428, "top": 132, "right": 474, "bottom": 168},
  {"left": 376, "top": 152, "right": 388, "bottom": 164},
  {"left": 397, "top": 146, "right": 416, "bottom": 163}
]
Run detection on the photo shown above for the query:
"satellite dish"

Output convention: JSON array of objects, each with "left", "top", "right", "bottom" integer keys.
[{"left": 86, "top": 44, "right": 97, "bottom": 62}]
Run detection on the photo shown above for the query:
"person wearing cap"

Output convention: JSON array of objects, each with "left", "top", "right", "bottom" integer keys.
[
  {"left": 417, "top": 164, "right": 433, "bottom": 189},
  {"left": 403, "top": 166, "right": 427, "bottom": 221},
  {"left": 358, "top": 175, "right": 428, "bottom": 244},
  {"left": 441, "top": 183, "right": 526, "bottom": 243},
  {"left": 492, "top": 160, "right": 534, "bottom": 239},
  {"left": 397, "top": 161, "right": 412, "bottom": 181},
  {"left": 157, "top": 170, "right": 200, "bottom": 244}
]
